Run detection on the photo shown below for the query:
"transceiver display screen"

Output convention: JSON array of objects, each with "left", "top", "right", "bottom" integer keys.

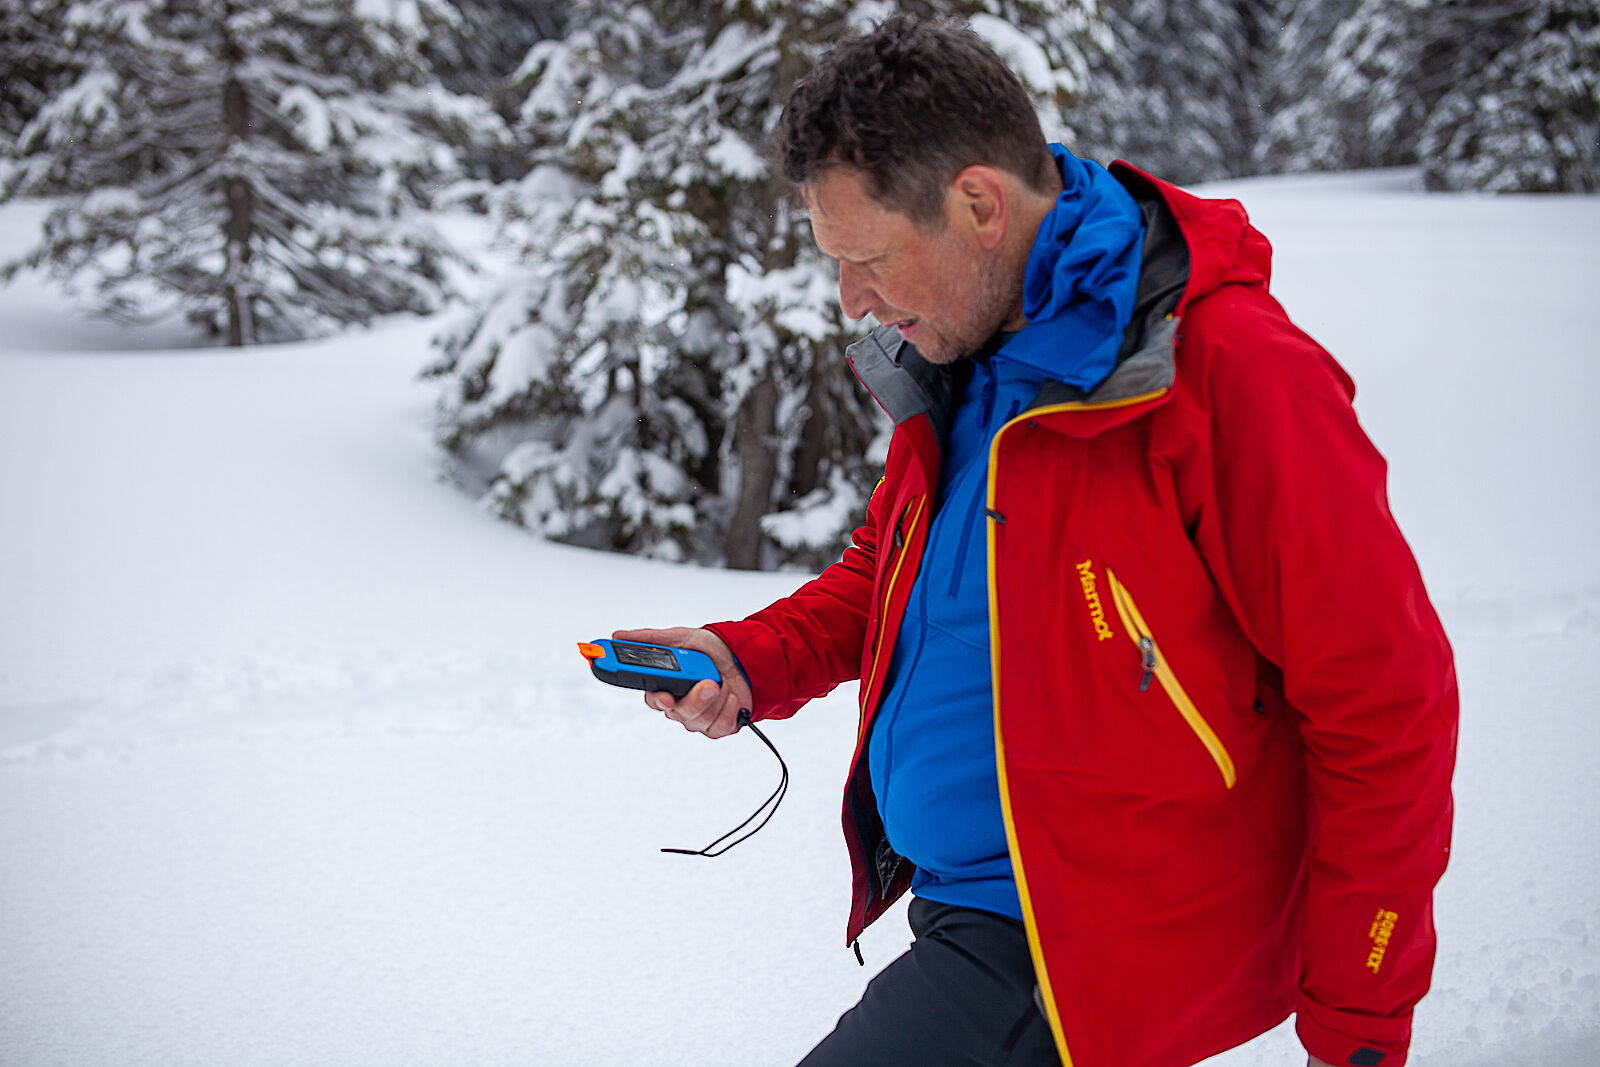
[{"left": 612, "top": 642, "right": 680, "bottom": 671}]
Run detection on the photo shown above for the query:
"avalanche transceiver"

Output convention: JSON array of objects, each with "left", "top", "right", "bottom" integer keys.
[{"left": 578, "top": 639, "right": 722, "bottom": 699}]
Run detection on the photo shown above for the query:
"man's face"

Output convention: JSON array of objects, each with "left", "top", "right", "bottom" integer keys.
[{"left": 803, "top": 167, "right": 1020, "bottom": 365}]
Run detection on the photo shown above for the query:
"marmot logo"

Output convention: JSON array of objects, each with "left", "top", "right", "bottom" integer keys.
[{"left": 1076, "top": 560, "right": 1115, "bottom": 642}]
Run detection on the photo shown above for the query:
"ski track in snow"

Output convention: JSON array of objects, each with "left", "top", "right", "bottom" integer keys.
[
  {"left": 0, "top": 652, "right": 615, "bottom": 764},
  {"left": 1, "top": 587, "right": 1596, "bottom": 766},
  {"left": 3, "top": 173, "right": 1600, "bottom": 1065}
]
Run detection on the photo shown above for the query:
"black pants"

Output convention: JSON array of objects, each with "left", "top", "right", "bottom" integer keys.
[{"left": 798, "top": 898, "right": 1062, "bottom": 1067}]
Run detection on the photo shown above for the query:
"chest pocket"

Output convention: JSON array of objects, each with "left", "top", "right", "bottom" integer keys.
[{"left": 1105, "top": 568, "right": 1238, "bottom": 790}]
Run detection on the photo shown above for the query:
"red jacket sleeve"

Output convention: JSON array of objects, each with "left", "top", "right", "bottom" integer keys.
[
  {"left": 1185, "top": 287, "right": 1459, "bottom": 1067},
  {"left": 704, "top": 475, "right": 888, "bottom": 721}
]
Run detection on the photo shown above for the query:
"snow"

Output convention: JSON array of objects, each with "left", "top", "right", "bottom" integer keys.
[
  {"left": 672, "top": 22, "right": 776, "bottom": 93},
  {"left": 726, "top": 262, "right": 838, "bottom": 341},
  {"left": 25, "top": 62, "right": 121, "bottom": 149},
  {"left": 2, "top": 170, "right": 1599, "bottom": 1065},
  {"left": 0, "top": 201, "right": 207, "bottom": 351},
  {"left": 598, "top": 141, "right": 644, "bottom": 199},
  {"left": 279, "top": 85, "right": 334, "bottom": 152},
  {"left": 761, "top": 469, "right": 866, "bottom": 554},
  {"left": 970, "top": 13, "right": 1071, "bottom": 96},
  {"left": 706, "top": 130, "right": 766, "bottom": 182}
]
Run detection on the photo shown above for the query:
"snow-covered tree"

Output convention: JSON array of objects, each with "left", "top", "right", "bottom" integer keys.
[
  {"left": 1254, "top": 0, "right": 1445, "bottom": 174},
  {"left": 0, "top": 1, "right": 81, "bottom": 156},
  {"left": 424, "top": 0, "right": 561, "bottom": 99},
  {"left": 2, "top": 0, "right": 510, "bottom": 345},
  {"left": 1253, "top": 0, "right": 1599, "bottom": 191},
  {"left": 1253, "top": 0, "right": 1365, "bottom": 173},
  {"left": 1076, "top": 0, "right": 1276, "bottom": 182},
  {"left": 427, "top": 1, "right": 1099, "bottom": 569},
  {"left": 1419, "top": 0, "right": 1600, "bottom": 192}
]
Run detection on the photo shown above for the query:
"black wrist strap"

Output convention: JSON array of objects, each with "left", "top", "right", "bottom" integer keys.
[{"left": 661, "top": 709, "right": 790, "bottom": 858}]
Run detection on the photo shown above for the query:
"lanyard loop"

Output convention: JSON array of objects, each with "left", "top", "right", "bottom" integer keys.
[{"left": 661, "top": 710, "right": 790, "bottom": 858}]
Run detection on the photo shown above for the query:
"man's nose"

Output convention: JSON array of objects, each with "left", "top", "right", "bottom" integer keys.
[{"left": 838, "top": 262, "right": 876, "bottom": 321}]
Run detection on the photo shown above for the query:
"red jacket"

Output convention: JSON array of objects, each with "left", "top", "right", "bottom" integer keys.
[{"left": 708, "top": 164, "right": 1457, "bottom": 1067}]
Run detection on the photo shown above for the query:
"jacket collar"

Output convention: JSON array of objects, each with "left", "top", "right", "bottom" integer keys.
[{"left": 847, "top": 168, "right": 1195, "bottom": 427}]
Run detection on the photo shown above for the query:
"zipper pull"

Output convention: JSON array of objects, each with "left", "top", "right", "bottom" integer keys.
[{"left": 1138, "top": 636, "right": 1156, "bottom": 692}]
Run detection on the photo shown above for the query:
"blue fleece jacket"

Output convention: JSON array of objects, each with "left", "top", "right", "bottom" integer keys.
[{"left": 866, "top": 147, "right": 1144, "bottom": 921}]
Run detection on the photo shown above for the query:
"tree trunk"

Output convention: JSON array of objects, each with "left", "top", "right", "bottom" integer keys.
[
  {"left": 221, "top": 37, "right": 252, "bottom": 346},
  {"left": 789, "top": 358, "right": 831, "bottom": 500},
  {"left": 724, "top": 369, "right": 779, "bottom": 570}
]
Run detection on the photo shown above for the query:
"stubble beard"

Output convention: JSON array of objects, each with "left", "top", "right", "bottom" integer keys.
[{"left": 914, "top": 247, "right": 1024, "bottom": 365}]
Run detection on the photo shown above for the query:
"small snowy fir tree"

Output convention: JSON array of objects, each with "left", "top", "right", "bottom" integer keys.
[
  {"left": 1076, "top": 0, "right": 1276, "bottom": 182},
  {"left": 2, "top": 0, "right": 510, "bottom": 345},
  {"left": 1419, "top": 0, "right": 1600, "bottom": 192},
  {"left": 427, "top": 1, "right": 1098, "bottom": 570}
]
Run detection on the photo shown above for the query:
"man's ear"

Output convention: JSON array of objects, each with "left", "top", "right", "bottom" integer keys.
[{"left": 947, "top": 166, "right": 1010, "bottom": 250}]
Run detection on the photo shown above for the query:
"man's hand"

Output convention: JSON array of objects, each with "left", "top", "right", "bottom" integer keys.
[{"left": 611, "top": 627, "right": 752, "bottom": 739}]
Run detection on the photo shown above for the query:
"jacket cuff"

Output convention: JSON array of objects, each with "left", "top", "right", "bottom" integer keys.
[
  {"left": 1296, "top": 995, "right": 1412, "bottom": 1067},
  {"left": 703, "top": 620, "right": 797, "bottom": 722}
]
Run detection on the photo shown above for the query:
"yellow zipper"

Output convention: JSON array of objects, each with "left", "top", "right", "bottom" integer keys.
[
  {"left": 985, "top": 389, "right": 1169, "bottom": 1067},
  {"left": 1105, "top": 569, "right": 1238, "bottom": 789},
  {"left": 857, "top": 495, "right": 926, "bottom": 732}
]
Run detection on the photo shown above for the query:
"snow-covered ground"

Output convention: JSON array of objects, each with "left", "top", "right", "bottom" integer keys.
[{"left": 1, "top": 170, "right": 1597, "bottom": 1066}]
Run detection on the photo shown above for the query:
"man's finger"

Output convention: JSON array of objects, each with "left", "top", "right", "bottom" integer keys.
[{"left": 612, "top": 626, "right": 695, "bottom": 646}]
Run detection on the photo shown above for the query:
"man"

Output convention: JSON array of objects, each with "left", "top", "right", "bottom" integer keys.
[{"left": 619, "top": 16, "right": 1457, "bottom": 1067}]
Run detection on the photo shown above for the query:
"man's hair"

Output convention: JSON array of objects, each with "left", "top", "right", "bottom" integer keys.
[{"left": 775, "top": 15, "right": 1058, "bottom": 228}]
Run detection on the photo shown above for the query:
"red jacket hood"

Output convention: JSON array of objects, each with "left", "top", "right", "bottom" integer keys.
[
  {"left": 1111, "top": 161, "right": 1274, "bottom": 310},
  {"left": 845, "top": 162, "right": 1352, "bottom": 443},
  {"left": 1111, "top": 161, "right": 1356, "bottom": 403}
]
